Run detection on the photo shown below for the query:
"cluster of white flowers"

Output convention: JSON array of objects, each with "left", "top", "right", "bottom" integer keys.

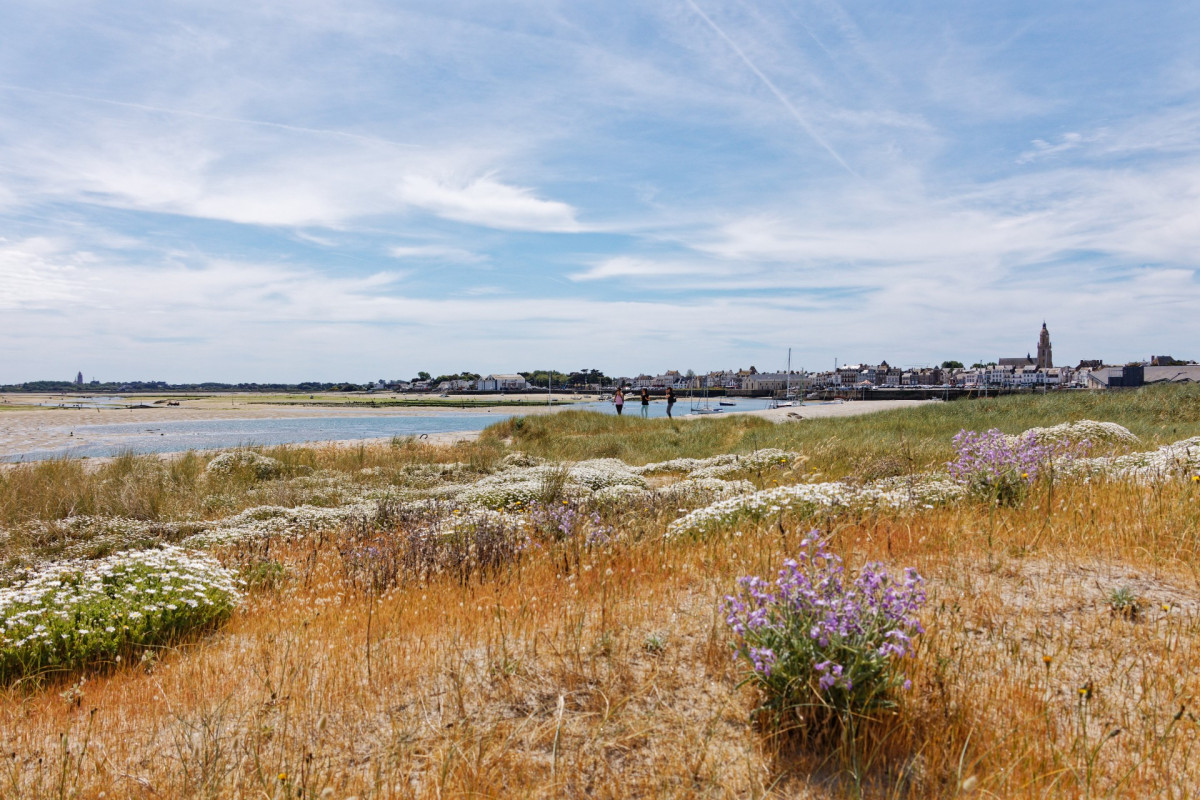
[
  {"left": 395, "top": 461, "right": 471, "bottom": 485},
  {"left": 592, "top": 484, "right": 653, "bottom": 504},
  {"left": 9, "top": 423, "right": 1192, "bottom": 585},
  {"left": 1, "top": 546, "right": 240, "bottom": 677},
  {"left": 5, "top": 516, "right": 207, "bottom": 569},
  {"left": 204, "top": 450, "right": 284, "bottom": 479},
  {"left": 434, "top": 506, "right": 528, "bottom": 537},
  {"left": 181, "top": 501, "right": 378, "bottom": 548},
  {"left": 500, "top": 452, "right": 545, "bottom": 468},
  {"left": 689, "top": 449, "right": 799, "bottom": 480},
  {"left": 453, "top": 466, "right": 566, "bottom": 509},
  {"left": 568, "top": 459, "right": 649, "bottom": 491},
  {"left": 657, "top": 477, "right": 757, "bottom": 503},
  {"left": 853, "top": 474, "right": 967, "bottom": 508},
  {"left": 1017, "top": 420, "right": 1140, "bottom": 447},
  {"left": 452, "top": 460, "right": 647, "bottom": 509},
  {"left": 634, "top": 449, "right": 800, "bottom": 480},
  {"left": 666, "top": 473, "right": 965, "bottom": 538},
  {"left": 590, "top": 477, "right": 755, "bottom": 507},
  {"left": 634, "top": 455, "right": 740, "bottom": 475},
  {"left": 1057, "top": 436, "right": 1200, "bottom": 482}
]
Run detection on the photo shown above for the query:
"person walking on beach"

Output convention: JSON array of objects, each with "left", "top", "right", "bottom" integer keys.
[
  {"left": 666, "top": 387, "right": 676, "bottom": 418},
  {"left": 640, "top": 387, "right": 650, "bottom": 418},
  {"left": 613, "top": 386, "right": 625, "bottom": 415}
]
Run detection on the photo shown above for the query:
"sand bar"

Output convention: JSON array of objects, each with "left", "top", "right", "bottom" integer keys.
[{"left": 0, "top": 394, "right": 934, "bottom": 461}]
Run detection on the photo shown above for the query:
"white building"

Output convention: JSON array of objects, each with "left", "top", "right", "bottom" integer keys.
[{"left": 478, "top": 374, "right": 528, "bottom": 391}]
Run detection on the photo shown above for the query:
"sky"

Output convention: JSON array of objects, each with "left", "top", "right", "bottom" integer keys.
[{"left": 1, "top": 0, "right": 1198, "bottom": 382}]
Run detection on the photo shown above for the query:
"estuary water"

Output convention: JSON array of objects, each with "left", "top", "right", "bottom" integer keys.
[
  {"left": 1, "top": 413, "right": 515, "bottom": 462},
  {"left": 2, "top": 397, "right": 780, "bottom": 462}
]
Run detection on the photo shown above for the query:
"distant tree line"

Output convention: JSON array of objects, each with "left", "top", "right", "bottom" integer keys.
[
  {"left": 5, "top": 368, "right": 618, "bottom": 393},
  {"left": 518, "top": 368, "right": 610, "bottom": 388}
]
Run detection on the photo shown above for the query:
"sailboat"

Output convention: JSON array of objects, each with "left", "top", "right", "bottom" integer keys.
[
  {"left": 689, "top": 382, "right": 723, "bottom": 415},
  {"left": 770, "top": 349, "right": 803, "bottom": 408}
]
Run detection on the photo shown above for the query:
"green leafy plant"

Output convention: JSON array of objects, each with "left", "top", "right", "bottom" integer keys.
[
  {"left": 724, "top": 534, "right": 925, "bottom": 735},
  {"left": 1, "top": 546, "right": 241, "bottom": 682}
]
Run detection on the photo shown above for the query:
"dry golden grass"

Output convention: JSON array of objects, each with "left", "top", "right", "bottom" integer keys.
[{"left": 3, "top": 471, "right": 1198, "bottom": 798}]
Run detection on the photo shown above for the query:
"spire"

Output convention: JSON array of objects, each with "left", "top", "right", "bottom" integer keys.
[{"left": 1037, "top": 321, "right": 1053, "bottom": 369}]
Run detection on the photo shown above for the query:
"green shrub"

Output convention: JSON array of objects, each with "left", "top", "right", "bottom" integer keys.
[{"left": 1, "top": 546, "right": 241, "bottom": 682}]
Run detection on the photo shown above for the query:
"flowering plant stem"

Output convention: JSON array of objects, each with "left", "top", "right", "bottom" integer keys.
[{"left": 724, "top": 534, "right": 925, "bottom": 736}]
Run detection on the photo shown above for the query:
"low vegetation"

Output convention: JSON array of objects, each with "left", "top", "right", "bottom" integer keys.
[{"left": 0, "top": 385, "right": 1198, "bottom": 797}]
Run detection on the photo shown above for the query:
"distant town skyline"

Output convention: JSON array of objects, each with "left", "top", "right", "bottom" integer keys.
[{"left": 2, "top": 1, "right": 1198, "bottom": 381}]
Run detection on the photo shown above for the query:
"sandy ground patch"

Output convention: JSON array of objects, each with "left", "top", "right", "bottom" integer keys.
[
  {"left": 714, "top": 398, "right": 935, "bottom": 422},
  {"left": 0, "top": 396, "right": 548, "bottom": 460},
  {"left": 0, "top": 395, "right": 933, "bottom": 460}
]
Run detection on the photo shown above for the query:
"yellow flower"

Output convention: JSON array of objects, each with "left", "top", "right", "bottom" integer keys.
[
  {"left": 1042, "top": 655, "right": 1053, "bottom": 666},
  {"left": 278, "top": 773, "right": 287, "bottom": 781}
]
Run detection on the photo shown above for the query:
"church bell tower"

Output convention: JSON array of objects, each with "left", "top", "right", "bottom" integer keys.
[{"left": 1036, "top": 322, "right": 1052, "bottom": 369}]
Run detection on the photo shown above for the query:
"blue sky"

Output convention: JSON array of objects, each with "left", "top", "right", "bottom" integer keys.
[{"left": 1, "top": 0, "right": 1198, "bottom": 382}]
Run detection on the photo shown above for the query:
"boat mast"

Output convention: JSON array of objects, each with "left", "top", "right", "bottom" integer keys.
[{"left": 785, "top": 348, "right": 792, "bottom": 399}]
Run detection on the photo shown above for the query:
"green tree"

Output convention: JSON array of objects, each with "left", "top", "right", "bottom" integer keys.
[{"left": 941, "top": 360, "right": 964, "bottom": 369}]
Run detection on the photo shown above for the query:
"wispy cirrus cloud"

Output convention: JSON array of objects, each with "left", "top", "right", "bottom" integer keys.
[
  {"left": 388, "top": 244, "right": 488, "bottom": 264},
  {"left": 1, "top": 0, "right": 1199, "bottom": 380}
]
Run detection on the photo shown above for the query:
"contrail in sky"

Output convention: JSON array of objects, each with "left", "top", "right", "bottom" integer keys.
[
  {"left": 683, "top": 0, "right": 857, "bottom": 177},
  {"left": 0, "top": 83, "right": 422, "bottom": 150}
]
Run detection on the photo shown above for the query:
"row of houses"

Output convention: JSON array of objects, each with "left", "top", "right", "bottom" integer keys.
[
  {"left": 369, "top": 374, "right": 530, "bottom": 393},
  {"left": 367, "top": 358, "right": 1198, "bottom": 396}
]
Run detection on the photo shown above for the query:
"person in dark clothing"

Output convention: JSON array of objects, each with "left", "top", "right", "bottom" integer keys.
[
  {"left": 640, "top": 387, "right": 650, "bottom": 418},
  {"left": 665, "top": 387, "right": 676, "bottom": 418}
]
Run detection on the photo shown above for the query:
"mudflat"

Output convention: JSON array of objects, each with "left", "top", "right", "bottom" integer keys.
[{"left": 0, "top": 394, "right": 934, "bottom": 460}]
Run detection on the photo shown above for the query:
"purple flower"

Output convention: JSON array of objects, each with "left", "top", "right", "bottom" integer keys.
[{"left": 724, "top": 534, "right": 925, "bottom": 710}]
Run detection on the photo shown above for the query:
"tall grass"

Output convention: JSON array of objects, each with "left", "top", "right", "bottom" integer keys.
[
  {"left": 488, "top": 384, "right": 1200, "bottom": 478},
  {"left": 2, "top": 477, "right": 1197, "bottom": 797},
  {"left": 0, "top": 437, "right": 505, "bottom": 530},
  {"left": 2, "top": 387, "right": 1199, "bottom": 796}
]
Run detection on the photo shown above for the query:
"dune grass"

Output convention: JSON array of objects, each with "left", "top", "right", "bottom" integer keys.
[
  {"left": 1, "top": 385, "right": 1199, "bottom": 797},
  {"left": 487, "top": 384, "right": 1200, "bottom": 477}
]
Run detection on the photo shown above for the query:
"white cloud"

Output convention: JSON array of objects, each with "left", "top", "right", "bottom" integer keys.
[
  {"left": 0, "top": 237, "right": 91, "bottom": 309},
  {"left": 389, "top": 244, "right": 487, "bottom": 263},
  {"left": 1017, "top": 132, "right": 1091, "bottom": 163},
  {"left": 570, "top": 256, "right": 732, "bottom": 282},
  {"left": 396, "top": 175, "right": 581, "bottom": 233}
]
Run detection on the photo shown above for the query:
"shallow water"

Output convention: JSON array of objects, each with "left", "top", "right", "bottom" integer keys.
[
  {"left": 2, "top": 413, "right": 515, "bottom": 462},
  {"left": 3, "top": 397, "right": 783, "bottom": 461},
  {"left": 575, "top": 397, "right": 776, "bottom": 419}
]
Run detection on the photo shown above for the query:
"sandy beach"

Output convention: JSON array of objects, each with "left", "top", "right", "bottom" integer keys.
[
  {"left": 0, "top": 394, "right": 933, "bottom": 460},
  {"left": 732, "top": 398, "right": 934, "bottom": 422},
  {"left": 0, "top": 393, "right": 562, "bottom": 460}
]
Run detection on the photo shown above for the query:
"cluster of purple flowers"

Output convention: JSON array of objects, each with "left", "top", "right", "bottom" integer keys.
[
  {"left": 724, "top": 535, "right": 925, "bottom": 716},
  {"left": 949, "top": 428, "right": 1090, "bottom": 503},
  {"left": 949, "top": 429, "right": 1049, "bottom": 487},
  {"left": 529, "top": 500, "right": 613, "bottom": 545}
]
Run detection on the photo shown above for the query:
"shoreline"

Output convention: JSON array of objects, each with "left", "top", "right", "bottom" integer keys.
[{"left": 0, "top": 395, "right": 933, "bottom": 462}]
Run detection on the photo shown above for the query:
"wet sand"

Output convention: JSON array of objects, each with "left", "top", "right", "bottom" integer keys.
[
  {"left": 0, "top": 394, "right": 566, "bottom": 460},
  {"left": 0, "top": 394, "right": 934, "bottom": 461},
  {"left": 730, "top": 398, "right": 934, "bottom": 422}
]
